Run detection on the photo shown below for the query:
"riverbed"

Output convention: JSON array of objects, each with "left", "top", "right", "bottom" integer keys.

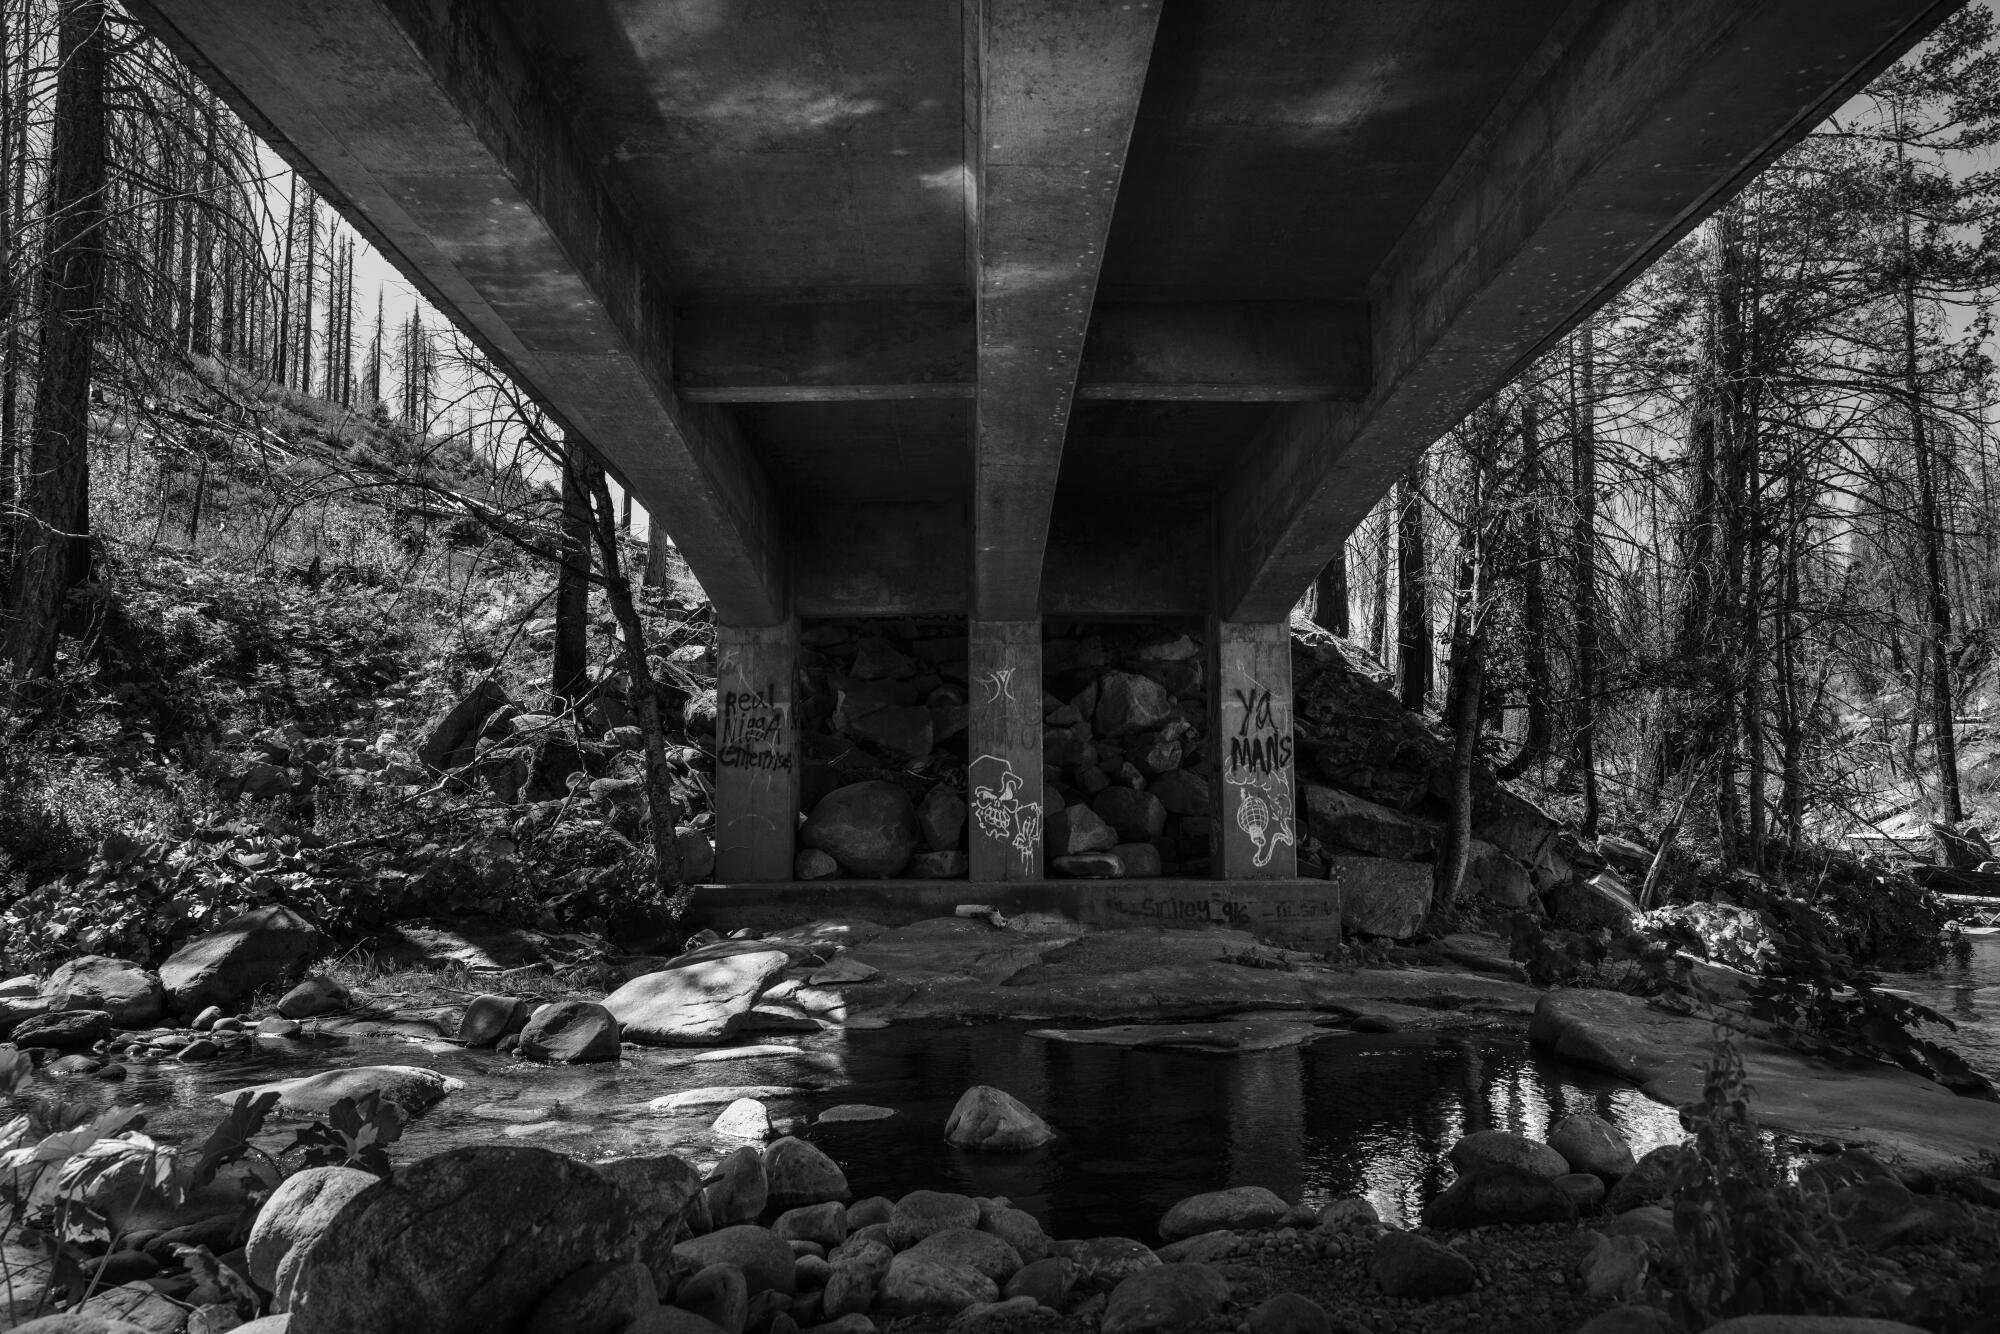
[{"left": 14, "top": 1020, "right": 1683, "bottom": 1237}]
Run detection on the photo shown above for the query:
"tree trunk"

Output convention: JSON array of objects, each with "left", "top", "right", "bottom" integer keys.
[
  {"left": 4, "top": 0, "right": 107, "bottom": 688},
  {"left": 1369, "top": 503, "right": 1390, "bottom": 661},
  {"left": 1497, "top": 388, "right": 1551, "bottom": 780},
  {"left": 554, "top": 446, "right": 596, "bottom": 706},
  {"left": 1313, "top": 544, "right": 1350, "bottom": 636},
  {"left": 1396, "top": 466, "right": 1432, "bottom": 713},
  {"left": 1570, "top": 322, "right": 1601, "bottom": 835},
  {"left": 1433, "top": 627, "right": 1486, "bottom": 918},
  {"left": 584, "top": 468, "right": 684, "bottom": 895},
  {"left": 644, "top": 521, "right": 672, "bottom": 589}
]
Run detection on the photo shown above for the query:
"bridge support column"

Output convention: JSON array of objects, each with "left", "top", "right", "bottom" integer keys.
[
  {"left": 1210, "top": 620, "right": 1299, "bottom": 879},
  {"left": 713, "top": 620, "right": 801, "bottom": 882},
  {"left": 968, "top": 621, "right": 1044, "bottom": 881}
]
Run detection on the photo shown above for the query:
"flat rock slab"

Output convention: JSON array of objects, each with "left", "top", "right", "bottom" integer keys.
[
  {"left": 818, "top": 1104, "right": 897, "bottom": 1123},
  {"left": 671, "top": 1045, "right": 806, "bottom": 1064},
  {"left": 650, "top": 1086, "right": 808, "bottom": 1110},
  {"left": 1531, "top": 988, "right": 2000, "bottom": 1181},
  {"left": 1027, "top": 1019, "right": 1341, "bottom": 1052},
  {"left": 224, "top": 1064, "right": 464, "bottom": 1117}
]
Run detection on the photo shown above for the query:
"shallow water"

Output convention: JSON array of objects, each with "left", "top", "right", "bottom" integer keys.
[
  {"left": 1880, "top": 932, "right": 2000, "bottom": 1083},
  {"left": 12, "top": 1021, "right": 1685, "bottom": 1236}
]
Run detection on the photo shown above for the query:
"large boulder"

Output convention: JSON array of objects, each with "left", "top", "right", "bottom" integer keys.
[
  {"left": 287, "top": 1146, "right": 636, "bottom": 1334},
  {"left": 1045, "top": 807, "right": 1117, "bottom": 857},
  {"left": 246, "top": 1165, "right": 380, "bottom": 1300},
  {"left": 420, "top": 678, "right": 511, "bottom": 772},
  {"left": 1549, "top": 872, "right": 1641, "bottom": 932},
  {"left": 530, "top": 1261, "right": 661, "bottom": 1334},
  {"left": 1329, "top": 857, "right": 1433, "bottom": 939},
  {"left": 1447, "top": 1131, "right": 1568, "bottom": 1181},
  {"left": 1093, "top": 789, "right": 1167, "bottom": 843},
  {"left": 458, "top": 994, "right": 529, "bottom": 1047},
  {"left": 1100, "top": 1263, "right": 1231, "bottom": 1334},
  {"left": 673, "top": 1226, "right": 797, "bottom": 1297},
  {"left": 223, "top": 1065, "right": 462, "bottom": 1118},
  {"left": 878, "top": 1251, "right": 997, "bottom": 1315},
  {"left": 604, "top": 951, "right": 790, "bottom": 1045},
  {"left": 905, "top": 1228, "right": 1022, "bottom": 1284},
  {"left": 1548, "top": 1113, "right": 1636, "bottom": 1181},
  {"left": 1423, "top": 1166, "right": 1578, "bottom": 1229},
  {"left": 1301, "top": 785, "right": 1440, "bottom": 861},
  {"left": 889, "top": 1191, "right": 982, "bottom": 1249},
  {"left": 598, "top": 1155, "right": 705, "bottom": 1289},
  {"left": 917, "top": 786, "right": 968, "bottom": 852},
  {"left": 1370, "top": 1231, "right": 1475, "bottom": 1300},
  {"left": 12, "top": 1009, "right": 111, "bottom": 1051},
  {"left": 518, "top": 1001, "right": 622, "bottom": 1063},
  {"left": 1095, "top": 673, "right": 1173, "bottom": 737},
  {"left": 704, "top": 1146, "right": 769, "bottom": 1227},
  {"left": 944, "top": 1086, "right": 1055, "bottom": 1152},
  {"left": 159, "top": 905, "right": 323, "bottom": 1014},
  {"left": 1158, "top": 1186, "right": 1288, "bottom": 1242},
  {"left": 41, "top": 958, "right": 161, "bottom": 1028},
  {"left": 763, "top": 1137, "right": 849, "bottom": 1209},
  {"left": 801, "top": 782, "right": 920, "bottom": 877}
]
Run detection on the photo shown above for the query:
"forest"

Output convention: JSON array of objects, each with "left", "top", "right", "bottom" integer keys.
[{"left": 0, "top": 0, "right": 1996, "bottom": 929}]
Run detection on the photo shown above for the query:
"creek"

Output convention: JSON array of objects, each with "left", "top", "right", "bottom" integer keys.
[
  {"left": 1881, "top": 930, "right": 2000, "bottom": 1084},
  {"left": 12, "top": 1020, "right": 1685, "bottom": 1238}
]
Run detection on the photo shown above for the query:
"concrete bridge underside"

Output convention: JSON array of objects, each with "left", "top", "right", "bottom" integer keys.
[{"left": 134, "top": 0, "right": 1953, "bottom": 888}]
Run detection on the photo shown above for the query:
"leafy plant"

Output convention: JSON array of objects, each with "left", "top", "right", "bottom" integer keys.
[{"left": 287, "top": 1093, "right": 405, "bottom": 1178}]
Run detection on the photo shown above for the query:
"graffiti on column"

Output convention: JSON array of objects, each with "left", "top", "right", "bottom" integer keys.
[
  {"left": 1225, "top": 681, "right": 1295, "bottom": 868},
  {"left": 979, "top": 666, "right": 1016, "bottom": 703},
  {"left": 970, "top": 754, "right": 1041, "bottom": 874},
  {"left": 717, "top": 682, "right": 793, "bottom": 773}
]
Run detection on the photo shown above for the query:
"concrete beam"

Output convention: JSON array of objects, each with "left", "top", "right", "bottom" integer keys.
[
  {"left": 1213, "top": 0, "right": 1958, "bottom": 623},
  {"left": 790, "top": 503, "right": 1211, "bottom": 619},
  {"left": 673, "top": 300, "right": 1368, "bottom": 404},
  {"left": 967, "top": 0, "right": 1161, "bottom": 621},
  {"left": 130, "top": 0, "right": 791, "bottom": 625}
]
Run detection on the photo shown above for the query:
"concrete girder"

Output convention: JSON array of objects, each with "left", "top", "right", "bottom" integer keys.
[
  {"left": 131, "top": 0, "right": 793, "bottom": 626},
  {"left": 673, "top": 300, "right": 1370, "bottom": 405},
  {"left": 1212, "top": 0, "right": 1960, "bottom": 624},
  {"left": 967, "top": 0, "right": 1162, "bottom": 622}
]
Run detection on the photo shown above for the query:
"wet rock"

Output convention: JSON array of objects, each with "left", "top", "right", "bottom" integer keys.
[
  {"left": 10, "top": 1316, "right": 152, "bottom": 1334},
  {"left": 599, "top": 1155, "right": 705, "bottom": 1287},
  {"left": 1158, "top": 1185, "right": 1288, "bottom": 1241},
  {"left": 846, "top": 1197, "right": 894, "bottom": 1230},
  {"left": 1314, "top": 1197, "right": 1380, "bottom": 1229},
  {"left": 1067, "top": 1237, "right": 1161, "bottom": 1294},
  {"left": 1604, "top": 1145, "right": 1693, "bottom": 1214},
  {"left": 890, "top": 1191, "right": 982, "bottom": 1249},
  {"left": 13, "top": 1009, "right": 112, "bottom": 1050},
  {"left": 1447, "top": 1130, "right": 1568, "bottom": 1181},
  {"left": 43, "top": 1054, "right": 101, "bottom": 1076},
  {"left": 878, "top": 1251, "right": 998, "bottom": 1315},
  {"left": 458, "top": 994, "right": 529, "bottom": 1047},
  {"left": 1549, "top": 872, "right": 1641, "bottom": 932},
  {"left": 679, "top": 1263, "right": 750, "bottom": 1334},
  {"left": 1095, "top": 674, "right": 1172, "bottom": 737},
  {"left": 705, "top": 1146, "right": 769, "bottom": 1227},
  {"left": 918, "top": 786, "right": 969, "bottom": 851},
  {"left": 948, "top": 1296, "right": 1044, "bottom": 1333},
  {"left": 1093, "top": 789, "right": 1166, "bottom": 843},
  {"left": 1597, "top": 1205, "right": 1675, "bottom": 1246},
  {"left": 765, "top": 1137, "right": 850, "bottom": 1209},
  {"left": 527, "top": 1259, "right": 660, "bottom": 1334},
  {"left": 192, "top": 1005, "right": 223, "bottom": 1031},
  {"left": 224, "top": 1065, "right": 463, "bottom": 1118},
  {"left": 1696, "top": 1322, "right": 1931, "bottom": 1334},
  {"left": 774, "top": 1203, "right": 849, "bottom": 1250},
  {"left": 257, "top": 1016, "right": 302, "bottom": 1038},
  {"left": 1557, "top": 1172, "right": 1607, "bottom": 1211},
  {"left": 1331, "top": 857, "right": 1433, "bottom": 939},
  {"left": 1051, "top": 853, "right": 1124, "bottom": 878},
  {"left": 1099, "top": 1263, "right": 1230, "bottom": 1334},
  {"left": 1154, "top": 1231, "right": 1240, "bottom": 1265},
  {"left": 675, "top": 1226, "right": 798, "bottom": 1297},
  {"left": 276, "top": 975, "right": 349, "bottom": 1019},
  {"left": 1424, "top": 1166, "right": 1578, "bottom": 1229},
  {"left": 945, "top": 1086, "right": 1055, "bottom": 1151},
  {"left": 248, "top": 1165, "right": 380, "bottom": 1297},
  {"left": 160, "top": 905, "right": 323, "bottom": 1014},
  {"left": 180, "top": 1037, "right": 222, "bottom": 1062},
  {"left": 802, "top": 782, "right": 920, "bottom": 878},
  {"left": 0, "top": 994, "right": 51, "bottom": 1037},
  {"left": 797, "top": 850, "right": 841, "bottom": 880},
  {"left": 70, "top": 1282, "right": 191, "bottom": 1332},
  {"left": 1247, "top": 1293, "right": 1332, "bottom": 1334},
  {"left": 653, "top": 1085, "right": 805, "bottom": 1111},
  {"left": 1370, "top": 1231, "right": 1475, "bottom": 1299},
  {"left": 1550, "top": 1112, "right": 1636, "bottom": 1180},
  {"left": 978, "top": 1206, "right": 1049, "bottom": 1264},
  {"left": 518, "top": 1000, "right": 622, "bottom": 1063},
  {"left": 42, "top": 958, "right": 163, "bottom": 1028},
  {"left": 287, "top": 1146, "right": 634, "bottom": 1334},
  {"left": 1002, "top": 1257, "right": 1077, "bottom": 1312},
  {"left": 714, "top": 1098, "right": 773, "bottom": 1140},
  {"left": 908, "top": 1228, "right": 1022, "bottom": 1284},
  {"left": 606, "top": 951, "right": 791, "bottom": 1045}
]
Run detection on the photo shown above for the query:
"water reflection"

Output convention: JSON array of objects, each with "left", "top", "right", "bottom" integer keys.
[
  {"left": 7, "top": 1020, "right": 1685, "bottom": 1238},
  {"left": 1880, "top": 933, "right": 2000, "bottom": 1083}
]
